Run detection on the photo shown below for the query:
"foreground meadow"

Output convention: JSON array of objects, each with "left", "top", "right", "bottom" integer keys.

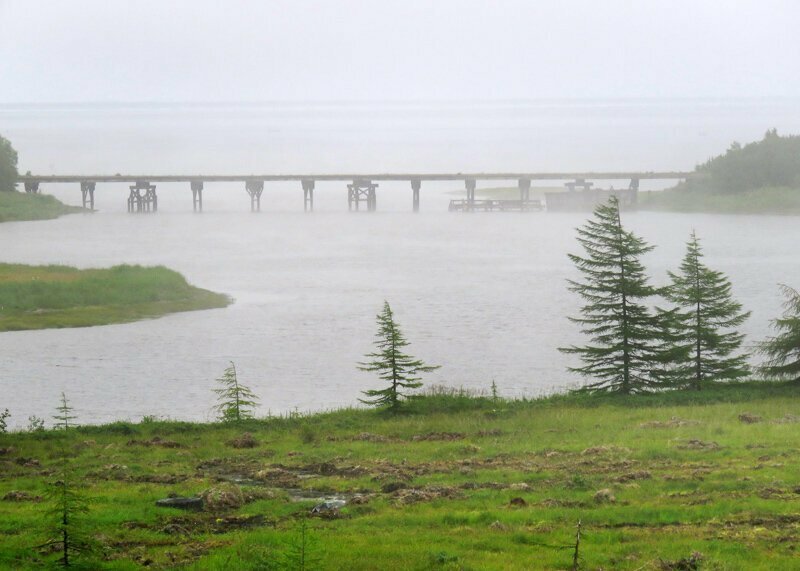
[{"left": 2, "top": 384, "right": 800, "bottom": 569}]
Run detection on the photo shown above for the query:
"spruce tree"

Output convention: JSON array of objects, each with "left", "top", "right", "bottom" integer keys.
[
  {"left": 760, "top": 284, "right": 800, "bottom": 382},
  {"left": 663, "top": 232, "right": 750, "bottom": 389},
  {"left": 560, "top": 197, "right": 666, "bottom": 394},
  {"left": 44, "top": 393, "right": 93, "bottom": 567},
  {"left": 213, "top": 362, "right": 259, "bottom": 422},
  {"left": 358, "top": 301, "right": 439, "bottom": 412}
]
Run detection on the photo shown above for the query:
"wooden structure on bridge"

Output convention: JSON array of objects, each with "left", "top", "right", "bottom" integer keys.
[{"left": 15, "top": 171, "right": 691, "bottom": 213}]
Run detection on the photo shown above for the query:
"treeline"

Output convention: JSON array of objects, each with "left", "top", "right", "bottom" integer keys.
[
  {"left": 687, "top": 129, "right": 800, "bottom": 194},
  {"left": 562, "top": 196, "right": 800, "bottom": 394}
]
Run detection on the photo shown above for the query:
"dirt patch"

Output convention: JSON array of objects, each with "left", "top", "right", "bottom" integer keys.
[
  {"left": 657, "top": 551, "right": 703, "bottom": 570},
  {"left": 2, "top": 490, "right": 42, "bottom": 502},
  {"left": 411, "top": 432, "right": 466, "bottom": 442},
  {"left": 351, "top": 432, "right": 390, "bottom": 442},
  {"left": 476, "top": 429, "right": 504, "bottom": 437},
  {"left": 508, "top": 497, "right": 527, "bottom": 507},
  {"left": 228, "top": 432, "right": 259, "bottom": 449},
  {"left": 134, "top": 473, "right": 189, "bottom": 485},
  {"left": 677, "top": 439, "right": 721, "bottom": 451},
  {"left": 615, "top": 470, "right": 652, "bottom": 483},
  {"left": 392, "top": 486, "right": 464, "bottom": 505},
  {"left": 738, "top": 413, "right": 763, "bottom": 424},
  {"left": 581, "top": 445, "right": 631, "bottom": 456},
  {"left": 127, "top": 436, "right": 184, "bottom": 449},
  {"left": 639, "top": 417, "right": 700, "bottom": 429}
]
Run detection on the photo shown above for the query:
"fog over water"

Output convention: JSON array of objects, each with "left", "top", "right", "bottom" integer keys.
[{"left": 2, "top": 99, "right": 800, "bottom": 426}]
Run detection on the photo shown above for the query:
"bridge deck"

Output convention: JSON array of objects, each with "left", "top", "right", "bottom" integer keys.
[{"left": 17, "top": 172, "right": 692, "bottom": 184}]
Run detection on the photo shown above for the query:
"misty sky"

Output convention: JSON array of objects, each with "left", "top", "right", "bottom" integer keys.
[{"left": 1, "top": 0, "right": 798, "bottom": 103}]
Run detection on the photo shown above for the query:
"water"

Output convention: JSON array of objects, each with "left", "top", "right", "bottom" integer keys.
[{"left": 1, "top": 99, "right": 799, "bottom": 426}]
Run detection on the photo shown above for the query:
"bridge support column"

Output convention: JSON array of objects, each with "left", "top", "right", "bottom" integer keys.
[
  {"left": 518, "top": 178, "right": 531, "bottom": 210},
  {"left": 127, "top": 181, "right": 157, "bottom": 213},
  {"left": 302, "top": 179, "right": 315, "bottom": 212},
  {"left": 191, "top": 181, "right": 204, "bottom": 212},
  {"left": 411, "top": 179, "right": 421, "bottom": 212},
  {"left": 245, "top": 181, "right": 264, "bottom": 212},
  {"left": 24, "top": 181, "right": 40, "bottom": 194},
  {"left": 465, "top": 178, "right": 476, "bottom": 211},
  {"left": 628, "top": 178, "right": 640, "bottom": 207},
  {"left": 348, "top": 180, "right": 378, "bottom": 212},
  {"left": 80, "top": 182, "right": 96, "bottom": 210}
]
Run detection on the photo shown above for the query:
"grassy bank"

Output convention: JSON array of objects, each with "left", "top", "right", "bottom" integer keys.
[
  {"left": 0, "top": 264, "right": 230, "bottom": 331},
  {"left": 639, "top": 186, "right": 800, "bottom": 215},
  {"left": 3, "top": 383, "right": 800, "bottom": 569},
  {"left": 0, "top": 191, "right": 84, "bottom": 223}
]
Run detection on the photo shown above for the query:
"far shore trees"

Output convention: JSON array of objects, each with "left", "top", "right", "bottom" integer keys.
[
  {"left": 561, "top": 197, "right": 667, "bottom": 394},
  {"left": 760, "top": 284, "right": 800, "bottom": 382},
  {"left": 213, "top": 362, "right": 259, "bottom": 422},
  {"left": 358, "top": 301, "right": 439, "bottom": 412},
  {"left": 663, "top": 231, "right": 751, "bottom": 389},
  {"left": 0, "top": 133, "right": 19, "bottom": 192}
]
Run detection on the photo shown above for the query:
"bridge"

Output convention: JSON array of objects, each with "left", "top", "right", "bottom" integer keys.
[{"left": 15, "top": 172, "right": 693, "bottom": 213}]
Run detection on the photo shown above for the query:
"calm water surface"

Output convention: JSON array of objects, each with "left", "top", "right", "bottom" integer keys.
[{"left": 2, "top": 208, "right": 798, "bottom": 426}]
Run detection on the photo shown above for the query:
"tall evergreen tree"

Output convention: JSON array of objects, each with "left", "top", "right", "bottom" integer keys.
[
  {"left": 760, "top": 284, "right": 800, "bottom": 382},
  {"left": 560, "top": 197, "right": 666, "bottom": 394},
  {"left": 358, "top": 301, "right": 439, "bottom": 412},
  {"left": 663, "top": 232, "right": 750, "bottom": 389}
]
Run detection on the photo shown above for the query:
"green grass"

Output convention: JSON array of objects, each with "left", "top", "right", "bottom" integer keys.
[
  {"left": 0, "top": 263, "right": 231, "bottom": 331},
  {"left": 639, "top": 186, "right": 800, "bottom": 215},
  {"left": 3, "top": 383, "right": 800, "bottom": 569},
  {"left": 0, "top": 191, "right": 84, "bottom": 222}
]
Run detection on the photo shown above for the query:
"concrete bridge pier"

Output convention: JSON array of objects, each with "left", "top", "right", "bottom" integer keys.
[
  {"left": 302, "top": 179, "right": 315, "bottom": 212},
  {"left": 628, "top": 178, "right": 640, "bottom": 206},
  {"left": 348, "top": 179, "right": 377, "bottom": 212},
  {"left": 465, "top": 178, "right": 476, "bottom": 211},
  {"left": 127, "top": 181, "right": 157, "bottom": 213},
  {"left": 190, "top": 181, "right": 204, "bottom": 212},
  {"left": 245, "top": 181, "right": 264, "bottom": 212},
  {"left": 411, "top": 179, "right": 421, "bottom": 212},
  {"left": 80, "top": 181, "right": 96, "bottom": 210},
  {"left": 24, "top": 181, "right": 40, "bottom": 194},
  {"left": 518, "top": 178, "right": 531, "bottom": 211}
]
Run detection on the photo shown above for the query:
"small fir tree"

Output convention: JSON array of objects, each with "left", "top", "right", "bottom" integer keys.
[
  {"left": 43, "top": 393, "right": 93, "bottom": 567},
  {"left": 760, "top": 284, "right": 800, "bottom": 382},
  {"left": 358, "top": 301, "right": 439, "bottom": 412},
  {"left": 560, "top": 197, "right": 667, "bottom": 394},
  {"left": 663, "top": 232, "right": 750, "bottom": 389},
  {"left": 214, "top": 361, "right": 259, "bottom": 422}
]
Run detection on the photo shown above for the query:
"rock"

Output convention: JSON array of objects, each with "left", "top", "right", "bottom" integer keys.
[
  {"left": 229, "top": 432, "right": 258, "bottom": 449},
  {"left": 381, "top": 481, "right": 408, "bottom": 493},
  {"left": 411, "top": 432, "right": 465, "bottom": 442},
  {"left": 489, "top": 520, "right": 509, "bottom": 531},
  {"left": 351, "top": 432, "right": 388, "bottom": 442},
  {"left": 201, "top": 484, "right": 245, "bottom": 511},
  {"left": 0, "top": 447, "right": 15, "bottom": 455},
  {"left": 349, "top": 494, "right": 371, "bottom": 505},
  {"left": 509, "top": 483, "right": 531, "bottom": 491},
  {"left": 593, "top": 488, "right": 616, "bottom": 504},
  {"left": 311, "top": 499, "right": 346, "bottom": 514},
  {"left": 738, "top": 413, "right": 763, "bottom": 424},
  {"left": 508, "top": 497, "right": 527, "bottom": 507},
  {"left": 155, "top": 496, "right": 203, "bottom": 511}
]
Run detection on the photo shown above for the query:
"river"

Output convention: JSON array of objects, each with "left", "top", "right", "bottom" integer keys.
[{"left": 1, "top": 99, "right": 799, "bottom": 426}]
